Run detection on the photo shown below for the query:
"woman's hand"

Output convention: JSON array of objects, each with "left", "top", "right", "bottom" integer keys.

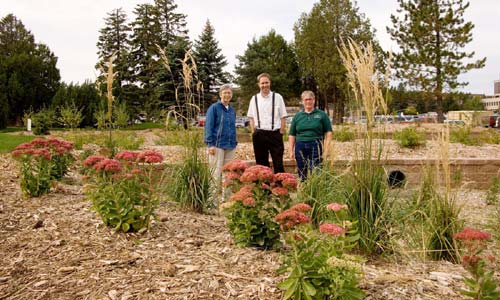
[{"left": 208, "top": 146, "right": 216, "bottom": 155}]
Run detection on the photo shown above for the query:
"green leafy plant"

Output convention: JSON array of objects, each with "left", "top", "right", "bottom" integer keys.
[
  {"left": 454, "top": 228, "right": 499, "bottom": 300},
  {"left": 31, "top": 108, "right": 56, "bottom": 135},
  {"left": 393, "top": 127, "right": 426, "bottom": 148},
  {"left": 113, "top": 101, "right": 129, "bottom": 128},
  {"left": 450, "top": 126, "right": 481, "bottom": 146},
  {"left": 169, "top": 132, "right": 212, "bottom": 213},
  {"left": 333, "top": 126, "right": 355, "bottom": 142},
  {"left": 221, "top": 163, "right": 297, "bottom": 249},
  {"left": 277, "top": 203, "right": 363, "bottom": 300},
  {"left": 58, "top": 102, "right": 83, "bottom": 129},
  {"left": 485, "top": 176, "right": 499, "bottom": 205},
  {"left": 82, "top": 150, "right": 163, "bottom": 233},
  {"left": 11, "top": 138, "right": 74, "bottom": 197}
]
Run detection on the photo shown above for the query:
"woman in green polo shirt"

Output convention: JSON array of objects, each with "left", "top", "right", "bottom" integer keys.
[{"left": 288, "top": 90, "right": 332, "bottom": 180}]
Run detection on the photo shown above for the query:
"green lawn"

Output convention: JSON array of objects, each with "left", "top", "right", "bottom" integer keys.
[{"left": 0, "top": 133, "right": 35, "bottom": 153}]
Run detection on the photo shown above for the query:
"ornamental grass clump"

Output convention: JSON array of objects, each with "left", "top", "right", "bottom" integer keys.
[
  {"left": 454, "top": 228, "right": 499, "bottom": 300},
  {"left": 82, "top": 149, "right": 164, "bottom": 233},
  {"left": 169, "top": 131, "right": 212, "bottom": 213},
  {"left": 221, "top": 164, "right": 298, "bottom": 249},
  {"left": 12, "top": 138, "right": 74, "bottom": 197},
  {"left": 339, "top": 39, "right": 393, "bottom": 255},
  {"left": 393, "top": 127, "right": 427, "bottom": 148},
  {"left": 277, "top": 203, "right": 363, "bottom": 300}
]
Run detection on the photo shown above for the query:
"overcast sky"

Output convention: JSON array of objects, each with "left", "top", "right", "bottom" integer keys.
[{"left": 1, "top": 0, "right": 499, "bottom": 95}]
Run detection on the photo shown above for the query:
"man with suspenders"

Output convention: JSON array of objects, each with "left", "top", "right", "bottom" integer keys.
[{"left": 247, "top": 73, "right": 288, "bottom": 173}]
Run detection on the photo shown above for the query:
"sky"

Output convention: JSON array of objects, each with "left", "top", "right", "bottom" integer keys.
[{"left": 1, "top": 0, "right": 499, "bottom": 95}]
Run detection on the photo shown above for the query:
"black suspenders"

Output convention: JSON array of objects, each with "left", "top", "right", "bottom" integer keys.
[{"left": 254, "top": 92, "right": 275, "bottom": 130}]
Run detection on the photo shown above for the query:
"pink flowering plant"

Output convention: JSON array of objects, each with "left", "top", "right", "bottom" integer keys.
[
  {"left": 277, "top": 203, "right": 364, "bottom": 300},
  {"left": 221, "top": 163, "right": 298, "bottom": 249},
  {"left": 453, "top": 228, "right": 499, "bottom": 299},
  {"left": 11, "top": 138, "right": 74, "bottom": 197},
  {"left": 82, "top": 149, "right": 164, "bottom": 233}
]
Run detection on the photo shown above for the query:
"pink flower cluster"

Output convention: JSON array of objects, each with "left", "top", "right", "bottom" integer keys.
[
  {"left": 137, "top": 150, "right": 164, "bottom": 163},
  {"left": 240, "top": 165, "right": 275, "bottom": 184},
  {"left": 229, "top": 185, "right": 256, "bottom": 207},
  {"left": 222, "top": 160, "right": 249, "bottom": 173},
  {"left": 274, "top": 173, "right": 298, "bottom": 191},
  {"left": 326, "top": 203, "right": 348, "bottom": 212},
  {"left": 275, "top": 203, "right": 312, "bottom": 230},
  {"left": 115, "top": 150, "right": 139, "bottom": 162},
  {"left": 94, "top": 158, "right": 122, "bottom": 173},
  {"left": 319, "top": 223, "right": 345, "bottom": 236},
  {"left": 454, "top": 228, "right": 491, "bottom": 241},
  {"left": 12, "top": 138, "right": 74, "bottom": 161}
]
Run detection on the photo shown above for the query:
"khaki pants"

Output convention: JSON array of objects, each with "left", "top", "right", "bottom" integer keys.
[{"left": 208, "top": 147, "right": 236, "bottom": 205}]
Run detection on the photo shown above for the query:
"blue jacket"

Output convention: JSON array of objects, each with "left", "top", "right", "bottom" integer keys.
[{"left": 204, "top": 101, "right": 237, "bottom": 149}]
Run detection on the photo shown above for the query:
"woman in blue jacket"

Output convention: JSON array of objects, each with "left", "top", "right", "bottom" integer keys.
[{"left": 204, "top": 84, "right": 237, "bottom": 203}]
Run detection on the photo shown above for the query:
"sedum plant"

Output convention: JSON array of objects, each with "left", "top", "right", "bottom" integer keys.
[
  {"left": 12, "top": 138, "right": 74, "bottom": 197},
  {"left": 221, "top": 162, "right": 298, "bottom": 249},
  {"left": 454, "top": 228, "right": 499, "bottom": 300},
  {"left": 82, "top": 150, "right": 163, "bottom": 233},
  {"left": 277, "top": 203, "right": 363, "bottom": 300}
]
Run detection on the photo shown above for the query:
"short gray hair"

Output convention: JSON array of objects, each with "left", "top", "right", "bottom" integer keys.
[
  {"left": 301, "top": 90, "right": 315, "bottom": 100},
  {"left": 219, "top": 84, "right": 232, "bottom": 93}
]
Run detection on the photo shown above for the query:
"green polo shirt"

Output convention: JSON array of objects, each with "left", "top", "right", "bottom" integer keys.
[{"left": 289, "top": 109, "right": 332, "bottom": 142}]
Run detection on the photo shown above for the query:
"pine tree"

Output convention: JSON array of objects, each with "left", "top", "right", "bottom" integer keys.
[
  {"left": 294, "top": 0, "right": 382, "bottom": 122},
  {"left": 154, "top": 0, "right": 190, "bottom": 112},
  {"left": 96, "top": 8, "right": 131, "bottom": 100},
  {"left": 387, "top": 0, "right": 486, "bottom": 119},
  {"left": 193, "top": 20, "right": 228, "bottom": 110},
  {"left": 235, "top": 30, "right": 300, "bottom": 102},
  {"left": 0, "top": 14, "right": 60, "bottom": 126},
  {"left": 128, "top": 4, "right": 162, "bottom": 116}
]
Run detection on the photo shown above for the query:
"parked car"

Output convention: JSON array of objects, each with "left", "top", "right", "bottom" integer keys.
[
  {"left": 444, "top": 119, "right": 465, "bottom": 126},
  {"left": 196, "top": 116, "right": 206, "bottom": 127},
  {"left": 235, "top": 117, "right": 246, "bottom": 128},
  {"left": 481, "top": 115, "right": 499, "bottom": 128}
]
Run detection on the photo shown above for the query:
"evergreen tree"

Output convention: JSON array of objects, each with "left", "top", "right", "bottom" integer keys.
[
  {"left": 0, "top": 14, "right": 60, "bottom": 126},
  {"left": 128, "top": 3, "right": 162, "bottom": 116},
  {"left": 387, "top": 0, "right": 486, "bottom": 120},
  {"left": 154, "top": 0, "right": 190, "bottom": 113},
  {"left": 96, "top": 8, "right": 131, "bottom": 101},
  {"left": 193, "top": 19, "right": 228, "bottom": 110},
  {"left": 294, "top": 0, "right": 382, "bottom": 122},
  {"left": 235, "top": 30, "right": 300, "bottom": 102}
]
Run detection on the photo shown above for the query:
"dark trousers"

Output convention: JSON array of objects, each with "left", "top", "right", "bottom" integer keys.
[
  {"left": 295, "top": 140, "right": 323, "bottom": 180},
  {"left": 252, "top": 129, "right": 284, "bottom": 173}
]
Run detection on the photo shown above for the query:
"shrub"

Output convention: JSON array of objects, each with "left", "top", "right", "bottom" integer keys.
[
  {"left": 31, "top": 108, "right": 55, "bottom": 135},
  {"left": 58, "top": 103, "right": 83, "bottom": 129},
  {"left": 277, "top": 203, "right": 363, "bottom": 300},
  {"left": 221, "top": 164, "right": 297, "bottom": 249},
  {"left": 393, "top": 127, "right": 426, "bottom": 148},
  {"left": 450, "top": 127, "right": 481, "bottom": 146},
  {"left": 11, "top": 138, "right": 74, "bottom": 197},
  {"left": 82, "top": 150, "right": 163, "bottom": 233}
]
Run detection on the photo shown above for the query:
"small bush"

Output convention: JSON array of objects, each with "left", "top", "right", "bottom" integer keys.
[
  {"left": 31, "top": 108, "right": 56, "bottom": 135},
  {"left": 58, "top": 103, "right": 83, "bottom": 129},
  {"left": 82, "top": 150, "right": 164, "bottom": 233},
  {"left": 11, "top": 138, "right": 74, "bottom": 197},
  {"left": 393, "top": 127, "right": 426, "bottom": 148},
  {"left": 333, "top": 126, "right": 355, "bottom": 142},
  {"left": 221, "top": 163, "right": 297, "bottom": 249},
  {"left": 450, "top": 127, "right": 481, "bottom": 146},
  {"left": 277, "top": 204, "right": 363, "bottom": 300}
]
